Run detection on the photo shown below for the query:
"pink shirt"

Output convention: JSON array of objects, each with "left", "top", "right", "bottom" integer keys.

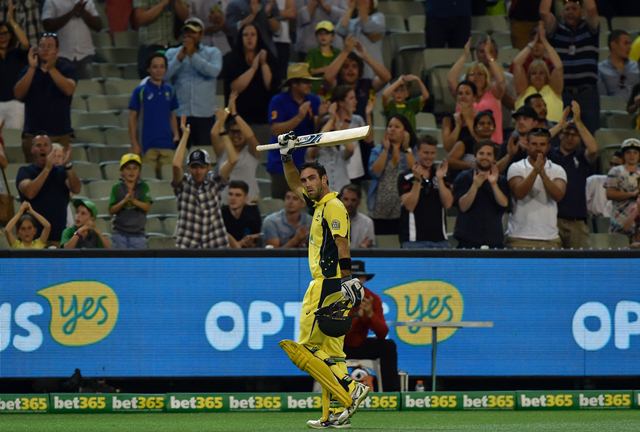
[{"left": 474, "top": 91, "right": 503, "bottom": 144}]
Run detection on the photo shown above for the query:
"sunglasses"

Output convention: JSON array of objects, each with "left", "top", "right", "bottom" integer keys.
[{"left": 40, "top": 32, "right": 58, "bottom": 40}]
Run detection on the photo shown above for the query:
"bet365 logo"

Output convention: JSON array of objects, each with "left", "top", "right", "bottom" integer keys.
[
  {"left": 38, "top": 281, "right": 119, "bottom": 346},
  {"left": 385, "top": 281, "right": 463, "bottom": 345}
]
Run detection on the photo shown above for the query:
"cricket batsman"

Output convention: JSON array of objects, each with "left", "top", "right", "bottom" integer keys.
[{"left": 277, "top": 131, "right": 370, "bottom": 428}]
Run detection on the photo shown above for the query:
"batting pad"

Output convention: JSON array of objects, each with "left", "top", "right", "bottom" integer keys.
[{"left": 279, "top": 340, "right": 352, "bottom": 407}]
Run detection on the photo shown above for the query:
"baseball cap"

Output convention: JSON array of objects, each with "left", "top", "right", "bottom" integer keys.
[
  {"left": 72, "top": 198, "right": 98, "bottom": 218},
  {"left": 183, "top": 17, "right": 204, "bottom": 33},
  {"left": 187, "top": 148, "right": 211, "bottom": 166},
  {"left": 621, "top": 138, "right": 640, "bottom": 152},
  {"left": 512, "top": 105, "right": 539, "bottom": 121},
  {"left": 315, "top": 20, "right": 335, "bottom": 33},
  {"left": 119, "top": 153, "right": 142, "bottom": 169}
]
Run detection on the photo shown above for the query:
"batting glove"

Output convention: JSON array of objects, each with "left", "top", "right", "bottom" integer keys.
[
  {"left": 340, "top": 277, "right": 364, "bottom": 308},
  {"left": 278, "top": 131, "right": 297, "bottom": 162}
]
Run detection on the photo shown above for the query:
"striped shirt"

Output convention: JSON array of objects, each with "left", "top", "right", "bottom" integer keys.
[{"left": 550, "top": 20, "right": 599, "bottom": 87}]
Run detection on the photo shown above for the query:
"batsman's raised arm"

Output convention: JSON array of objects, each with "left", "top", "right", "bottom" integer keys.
[{"left": 279, "top": 131, "right": 305, "bottom": 198}]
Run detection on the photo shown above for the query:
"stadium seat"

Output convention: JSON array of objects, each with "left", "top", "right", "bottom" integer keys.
[
  {"left": 415, "top": 112, "right": 437, "bottom": 129},
  {"left": 497, "top": 47, "right": 519, "bottom": 66},
  {"left": 2, "top": 128, "right": 22, "bottom": 147},
  {"left": 146, "top": 216, "right": 165, "bottom": 235},
  {"left": 100, "top": 161, "right": 120, "bottom": 180},
  {"left": 113, "top": 31, "right": 139, "bottom": 48},
  {"left": 385, "top": 14, "right": 407, "bottom": 34},
  {"left": 610, "top": 17, "right": 640, "bottom": 33},
  {"left": 140, "top": 164, "right": 159, "bottom": 180},
  {"left": 93, "top": 217, "right": 111, "bottom": 234},
  {"left": 92, "top": 197, "right": 111, "bottom": 217},
  {"left": 149, "top": 181, "right": 175, "bottom": 197},
  {"left": 257, "top": 178, "right": 272, "bottom": 198},
  {"left": 377, "top": 1, "right": 424, "bottom": 17},
  {"left": 599, "top": 144, "right": 622, "bottom": 174},
  {"left": 121, "top": 63, "right": 139, "bottom": 79},
  {"left": 87, "top": 180, "right": 114, "bottom": 199},
  {"left": 375, "top": 234, "right": 400, "bottom": 248},
  {"left": 103, "top": 78, "right": 139, "bottom": 95},
  {"left": 151, "top": 196, "right": 178, "bottom": 216},
  {"left": 104, "top": 128, "right": 131, "bottom": 146},
  {"left": 590, "top": 216, "right": 610, "bottom": 234},
  {"left": 92, "top": 31, "right": 113, "bottom": 48},
  {"left": 5, "top": 179, "right": 17, "bottom": 197},
  {"left": 4, "top": 163, "right": 22, "bottom": 181},
  {"left": 162, "top": 216, "right": 177, "bottom": 236},
  {"left": 471, "top": 15, "right": 509, "bottom": 33},
  {"left": 148, "top": 236, "right": 176, "bottom": 249},
  {"left": 595, "top": 129, "right": 640, "bottom": 150},
  {"left": 160, "top": 164, "right": 174, "bottom": 181},
  {"left": 73, "top": 161, "right": 102, "bottom": 182},
  {"left": 425, "top": 65, "right": 456, "bottom": 114},
  {"left": 97, "top": 145, "right": 130, "bottom": 162},
  {"left": 390, "top": 32, "right": 425, "bottom": 75},
  {"left": 74, "top": 126, "right": 105, "bottom": 145},
  {"left": 88, "top": 95, "right": 131, "bottom": 112},
  {"left": 90, "top": 62, "right": 123, "bottom": 79},
  {"left": 72, "top": 111, "right": 122, "bottom": 129},
  {"left": 71, "top": 97, "right": 88, "bottom": 111},
  {"left": 71, "top": 145, "right": 89, "bottom": 162},
  {"left": 589, "top": 233, "right": 629, "bottom": 249},
  {"left": 407, "top": 15, "right": 425, "bottom": 33},
  {"left": 394, "top": 46, "right": 424, "bottom": 77},
  {"left": 600, "top": 96, "right": 627, "bottom": 112},
  {"left": 604, "top": 112, "right": 635, "bottom": 129},
  {"left": 96, "top": 47, "right": 138, "bottom": 64},
  {"left": 423, "top": 48, "right": 464, "bottom": 71},
  {"left": 3, "top": 146, "right": 24, "bottom": 163},
  {"left": 75, "top": 79, "right": 104, "bottom": 97},
  {"left": 257, "top": 198, "right": 284, "bottom": 216}
]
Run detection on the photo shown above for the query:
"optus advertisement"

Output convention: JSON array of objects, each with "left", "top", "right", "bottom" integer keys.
[{"left": 1, "top": 257, "right": 639, "bottom": 377}]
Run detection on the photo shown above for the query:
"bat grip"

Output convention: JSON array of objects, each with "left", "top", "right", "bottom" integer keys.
[{"left": 256, "top": 143, "right": 281, "bottom": 151}]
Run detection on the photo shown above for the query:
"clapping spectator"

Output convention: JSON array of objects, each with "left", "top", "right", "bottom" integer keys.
[
  {"left": 339, "top": 183, "right": 374, "bottom": 248},
  {"left": 61, "top": 198, "right": 111, "bottom": 248},
  {"left": 513, "top": 22, "right": 564, "bottom": 123},
  {"left": 295, "top": 0, "right": 347, "bottom": 58},
  {"left": 166, "top": 17, "right": 223, "bottom": 148},
  {"left": 42, "top": 0, "right": 103, "bottom": 79},
  {"left": 14, "top": 33, "right": 76, "bottom": 162},
  {"left": 598, "top": 30, "right": 639, "bottom": 100},
  {"left": 4, "top": 201, "right": 51, "bottom": 248},
  {"left": 222, "top": 179, "right": 262, "bottom": 248},
  {"left": 262, "top": 189, "right": 312, "bottom": 247},
  {"left": 306, "top": 20, "right": 340, "bottom": 96},
  {"left": 108, "top": 153, "right": 152, "bottom": 249},
  {"left": 368, "top": 115, "right": 415, "bottom": 235},
  {"left": 0, "top": 0, "right": 29, "bottom": 130},
  {"left": 336, "top": 0, "right": 384, "bottom": 80},
  {"left": 382, "top": 75, "right": 429, "bottom": 134},
  {"left": 272, "top": 0, "right": 296, "bottom": 82},
  {"left": 0, "top": 0, "right": 43, "bottom": 47},
  {"left": 211, "top": 91, "right": 260, "bottom": 202},
  {"left": 606, "top": 138, "right": 640, "bottom": 240},
  {"left": 442, "top": 80, "right": 477, "bottom": 152},
  {"left": 225, "top": 0, "right": 281, "bottom": 59},
  {"left": 128, "top": 52, "right": 179, "bottom": 178},
  {"left": 447, "top": 110, "right": 496, "bottom": 178}
]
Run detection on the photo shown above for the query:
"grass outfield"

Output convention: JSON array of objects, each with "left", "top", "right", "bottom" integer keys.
[{"left": 1, "top": 411, "right": 640, "bottom": 432}]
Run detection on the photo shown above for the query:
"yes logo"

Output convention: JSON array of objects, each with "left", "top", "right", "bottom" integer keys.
[
  {"left": 385, "top": 281, "right": 463, "bottom": 345},
  {"left": 38, "top": 281, "right": 119, "bottom": 346}
]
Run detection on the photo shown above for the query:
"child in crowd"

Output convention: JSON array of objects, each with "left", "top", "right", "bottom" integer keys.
[
  {"left": 108, "top": 153, "right": 152, "bottom": 249},
  {"left": 306, "top": 21, "right": 341, "bottom": 96},
  {"left": 382, "top": 74, "right": 430, "bottom": 133},
  {"left": 61, "top": 198, "right": 111, "bottom": 249},
  {"left": 4, "top": 201, "right": 51, "bottom": 248}
]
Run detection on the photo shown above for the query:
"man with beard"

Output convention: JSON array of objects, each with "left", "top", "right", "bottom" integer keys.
[
  {"left": 548, "top": 101, "right": 597, "bottom": 248},
  {"left": 497, "top": 105, "right": 539, "bottom": 172},
  {"left": 397, "top": 135, "right": 453, "bottom": 249},
  {"left": 339, "top": 183, "right": 374, "bottom": 249},
  {"left": 506, "top": 127, "right": 566, "bottom": 249},
  {"left": 453, "top": 140, "right": 509, "bottom": 248}
]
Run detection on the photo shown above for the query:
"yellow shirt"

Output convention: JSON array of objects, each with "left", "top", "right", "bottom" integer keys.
[
  {"left": 12, "top": 239, "right": 46, "bottom": 249},
  {"left": 305, "top": 191, "right": 350, "bottom": 280},
  {"left": 515, "top": 84, "right": 563, "bottom": 123},
  {"left": 630, "top": 35, "right": 640, "bottom": 63}
]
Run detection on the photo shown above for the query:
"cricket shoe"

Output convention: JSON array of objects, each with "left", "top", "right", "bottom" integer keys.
[
  {"left": 336, "top": 382, "right": 370, "bottom": 424},
  {"left": 306, "top": 414, "right": 351, "bottom": 429}
]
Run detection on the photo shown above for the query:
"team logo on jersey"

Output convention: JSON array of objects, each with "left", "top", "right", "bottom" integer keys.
[{"left": 331, "top": 220, "right": 340, "bottom": 230}]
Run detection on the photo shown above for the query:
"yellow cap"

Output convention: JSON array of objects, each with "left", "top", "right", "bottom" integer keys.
[
  {"left": 120, "top": 153, "right": 142, "bottom": 169},
  {"left": 315, "top": 21, "right": 335, "bottom": 33}
]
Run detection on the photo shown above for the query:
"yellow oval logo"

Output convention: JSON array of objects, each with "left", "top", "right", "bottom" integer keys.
[
  {"left": 38, "top": 281, "right": 119, "bottom": 346},
  {"left": 385, "top": 280, "right": 463, "bottom": 346}
]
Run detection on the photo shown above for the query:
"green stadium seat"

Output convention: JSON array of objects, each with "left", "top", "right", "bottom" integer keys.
[
  {"left": 113, "top": 31, "right": 139, "bottom": 48},
  {"left": 3, "top": 146, "right": 24, "bottom": 164},
  {"left": 471, "top": 15, "right": 509, "bottom": 33},
  {"left": 96, "top": 47, "right": 138, "bottom": 64},
  {"left": 104, "top": 128, "right": 131, "bottom": 146},
  {"left": 75, "top": 79, "right": 104, "bottom": 97},
  {"left": 148, "top": 236, "right": 176, "bottom": 249},
  {"left": 375, "top": 234, "right": 400, "bottom": 249},
  {"left": 385, "top": 14, "right": 407, "bottom": 34},
  {"left": 87, "top": 180, "right": 114, "bottom": 200},
  {"left": 87, "top": 95, "right": 131, "bottom": 112},
  {"left": 377, "top": 1, "right": 424, "bottom": 17},
  {"left": 257, "top": 198, "right": 283, "bottom": 217},
  {"left": 595, "top": 129, "right": 640, "bottom": 150},
  {"left": 72, "top": 111, "right": 122, "bottom": 129},
  {"left": 73, "top": 161, "right": 102, "bottom": 182},
  {"left": 2, "top": 128, "right": 22, "bottom": 147},
  {"left": 74, "top": 126, "right": 106, "bottom": 144},
  {"left": 103, "top": 78, "right": 139, "bottom": 95},
  {"left": 151, "top": 196, "right": 178, "bottom": 216},
  {"left": 90, "top": 62, "right": 123, "bottom": 79},
  {"left": 408, "top": 15, "right": 425, "bottom": 33},
  {"left": 92, "top": 31, "right": 113, "bottom": 48},
  {"left": 589, "top": 233, "right": 629, "bottom": 249}
]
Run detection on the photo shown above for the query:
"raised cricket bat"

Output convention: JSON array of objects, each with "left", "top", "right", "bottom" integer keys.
[{"left": 256, "top": 125, "right": 370, "bottom": 151}]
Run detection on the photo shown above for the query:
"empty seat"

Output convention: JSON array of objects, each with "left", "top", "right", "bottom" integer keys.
[
  {"left": 257, "top": 198, "right": 283, "bottom": 216},
  {"left": 408, "top": 15, "right": 425, "bottom": 33},
  {"left": 377, "top": 1, "right": 424, "bottom": 17},
  {"left": 113, "top": 31, "right": 139, "bottom": 48},
  {"left": 72, "top": 111, "right": 122, "bottom": 128},
  {"left": 92, "top": 198, "right": 111, "bottom": 217},
  {"left": 145, "top": 216, "right": 165, "bottom": 234},
  {"left": 148, "top": 236, "right": 176, "bottom": 249},
  {"left": 589, "top": 232, "right": 630, "bottom": 249},
  {"left": 70, "top": 145, "right": 89, "bottom": 162},
  {"left": 471, "top": 15, "right": 509, "bottom": 33},
  {"left": 74, "top": 126, "right": 105, "bottom": 144},
  {"left": 92, "top": 31, "right": 113, "bottom": 48},
  {"left": 97, "top": 145, "right": 130, "bottom": 162},
  {"left": 73, "top": 161, "right": 102, "bottom": 182},
  {"left": 149, "top": 181, "right": 175, "bottom": 197},
  {"left": 162, "top": 216, "right": 177, "bottom": 235},
  {"left": 88, "top": 95, "right": 131, "bottom": 112},
  {"left": 595, "top": 129, "right": 640, "bottom": 150},
  {"left": 426, "top": 65, "right": 456, "bottom": 114},
  {"left": 385, "top": 14, "right": 407, "bottom": 34},
  {"left": 423, "top": 48, "right": 464, "bottom": 71},
  {"left": 96, "top": 47, "right": 138, "bottom": 64},
  {"left": 104, "top": 128, "right": 131, "bottom": 146},
  {"left": 3, "top": 146, "right": 24, "bottom": 163},
  {"left": 100, "top": 161, "right": 121, "bottom": 180},
  {"left": 610, "top": 16, "right": 640, "bottom": 33},
  {"left": 375, "top": 234, "right": 400, "bottom": 249},
  {"left": 103, "top": 78, "right": 139, "bottom": 95},
  {"left": 2, "top": 128, "right": 22, "bottom": 147},
  {"left": 600, "top": 96, "right": 627, "bottom": 112},
  {"left": 75, "top": 79, "right": 104, "bottom": 97},
  {"left": 151, "top": 196, "right": 177, "bottom": 215},
  {"left": 87, "top": 180, "right": 114, "bottom": 199},
  {"left": 90, "top": 62, "right": 123, "bottom": 79},
  {"left": 4, "top": 163, "right": 24, "bottom": 181},
  {"left": 415, "top": 112, "right": 437, "bottom": 129}
]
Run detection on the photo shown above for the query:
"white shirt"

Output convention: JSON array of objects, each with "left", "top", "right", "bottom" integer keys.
[
  {"left": 42, "top": 0, "right": 99, "bottom": 60},
  {"left": 350, "top": 211, "right": 375, "bottom": 248},
  {"left": 506, "top": 158, "right": 567, "bottom": 240},
  {"left": 586, "top": 174, "right": 612, "bottom": 218},
  {"left": 272, "top": 0, "right": 291, "bottom": 44}
]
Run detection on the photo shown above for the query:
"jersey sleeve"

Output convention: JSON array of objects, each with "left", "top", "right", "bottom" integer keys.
[{"left": 323, "top": 198, "right": 349, "bottom": 239}]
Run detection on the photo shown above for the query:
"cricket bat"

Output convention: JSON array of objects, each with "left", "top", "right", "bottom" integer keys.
[{"left": 256, "top": 125, "right": 371, "bottom": 151}]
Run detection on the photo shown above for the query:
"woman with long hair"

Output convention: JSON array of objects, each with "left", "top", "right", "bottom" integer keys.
[{"left": 441, "top": 80, "right": 477, "bottom": 152}]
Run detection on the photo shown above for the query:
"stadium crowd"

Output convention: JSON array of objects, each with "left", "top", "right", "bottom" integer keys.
[{"left": 1, "top": 0, "right": 640, "bottom": 250}]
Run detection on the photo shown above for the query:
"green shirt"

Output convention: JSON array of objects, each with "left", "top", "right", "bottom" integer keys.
[
  {"left": 60, "top": 226, "right": 105, "bottom": 249},
  {"left": 306, "top": 47, "right": 340, "bottom": 95},
  {"left": 109, "top": 180, "right": 152, "bottom": 235},
  {"left": 384, "top": 96, "right": 423, "bottom": 132}
]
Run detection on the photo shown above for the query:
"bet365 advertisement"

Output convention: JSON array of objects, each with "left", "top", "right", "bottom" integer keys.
[{"left": 1, "top": 257, "right": 638, "bottom": 377}]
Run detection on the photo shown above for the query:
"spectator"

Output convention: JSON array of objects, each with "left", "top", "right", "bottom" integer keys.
[
  {"left": 453, "top": 140, "right": 509, "bottom": 249},
  {"left": 540, "top": 0, "right": 600, "bottom": 133},
  {"left": 627, "top": 83, "right": 640, "bottom": 130},
  {"left": 382, "top": 74, "right": 430, "bottom": 134},
  {"left": 474, "top": 34, "right": 517, "bottom": 114},
  {"left": 336, "top": 0, "right": 384, "bottom": 80},
  {"left": 267, "top": 62, "right": 322, "bottom": 199},
  {"left": 0, "top": 3, "right": 29, "bottom": 130},
  {"left": 397, "top": 135, "right": 453, "bottom": 248},
  {"left": 132, "top": 0, "right": 189, "bottom": 79},
  {"left": 448, "top": 39, "right": 506, "bottom": 145},
  {"left": 368, "top": 115, "right": 415, "bottom": 235},
  {"left": 41, "top": 0, "right": 103, "bottom": 79},
  {"left": 523, "top": 93, "right": 553, "bottom": 128},
  {"left": 606, "top": 138, "right": 640, "bottom": 240},
  {"left": 506, "top": 127, "right": 566, "bottom": 249},
  {"left": 344, "top": 260, "right": 399, "bottom": 391},
  {"left": 509, "top": 25, "right": 555, "bottom": 76},
  {"left": 166, "top": 17, "right": 223, "bottom": 148},
  {"left": 222, "top": 23, "right": 277, "bottom": 136},
  {"left": 307, "top": 84, "right": 373, "bottom": 192},
  {"left": 295, "top": 0, "right": 347, "bottom": 59},
  {"left": 4, "top": 201, "right": 50, "bottom": 248},
  {"left": 211, "top": 92, "right": 260, "bottom": 202},
  {"left": 0, "top": 0, "right": 43, "bottom": 47},
  {"left": 188, "top": 0, "right": 232, "bottom": 55},
  {"left": 14, "top": 33, "right": 76, "bottom": 162},
  {"left": 447, "top": 110, "right": 496, "bottom": 178},
  {"left": 586, "top": 150, "right": 620, "bottom": 219},
  {"left": 306, "top": 20, "right": 340, "bottom": 96},
  {"left": 513, "top": 23, "right": 564, "bottom": 123},
  {"left": 61, "top": 198, "right": 112, "bottom": 249},
  {"left": 598, "top": 30, "right": 640, "bottom": 100},
  {"left": 225, "top": 0, "right": 280, "bottom": 59},
  {"left": 106, "top": 0, "right": 133, "bottom": 33},
  {"left": 172, "top": 122, "right": 239, "bottom": 248},
  {"left": 442, "top": 80, "right": 477, "bottom": 153},
  {"left": 222, "top": 179, "right": 262, "bottom": 247},
  {"left": 16, "top": 133, "right": 81, "bottom": 244},
  {"left": 497, "top": 105, "right": 540, "bottom": 172},
  {"left": 272, "top": 0, "right": 296, "bottom": 82},
  {"left": 423, "top": 0, "right": 471, "bottom": 48},
  {"left": 508, "top": 0, "right": 541, "bottom": 49},
  {"left": 339, "top": 183, "right": 374, "bottom": 248},
  {"left": 108, "top": 153, "right": 153, "bottom": 249},
  {"left": 128, "top": 52, "right": 179, "bottom": 179},
  {"left": 262, "top": 189, "right": 312, "bottom": 247}
]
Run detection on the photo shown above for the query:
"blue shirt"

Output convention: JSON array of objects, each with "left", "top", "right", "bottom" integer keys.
[
  {"left": 128, "top": 79, "right": 178, "bottom": 153},
  {"left": 266, "top": 91, "right": 320, "bottom": 174},
  {"left": 262, "top": 208, "right": 312, "bottom": 245},
  {"left": 548, "top": 146, "right": 594, "bottom": 220},
  {"left": 165, "top": 44, "right": 222, "bottom": 118},
  {"left": 598, "top": 58, "right": 640, "bottom": 100}
]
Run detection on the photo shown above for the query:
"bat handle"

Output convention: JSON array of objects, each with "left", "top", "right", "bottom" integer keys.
[{"left": 256, "top": 143, "right": 281, "bottom": 152}]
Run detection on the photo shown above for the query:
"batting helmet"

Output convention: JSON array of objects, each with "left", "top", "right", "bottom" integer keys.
[{"left": 315, "top": 300, "right": 353, "bottom": 337}]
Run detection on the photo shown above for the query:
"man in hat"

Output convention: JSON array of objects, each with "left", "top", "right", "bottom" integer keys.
[
  {"left": 548, "top": 101, "right": 597, "bottom": 249},
  {"left": 166, "top": 17, "right": 223, "bottom": 148},
  {"left": 606, "top": 138, "right": 640, "bottom": 241},
  {"left": 497, "top": 104, "right": 540, "bottom": 172},
  {"left": 344, "top": 260, "right": 399, "bottom": 392},
  {"left": 172, "top": 122, "right": 238, "bottom": 248},
  {"left": 61, "top": 198, "right": 111, "bottom": 249},
  {"left": 267, "top": 62, "right": 324, "bottom": 199}
]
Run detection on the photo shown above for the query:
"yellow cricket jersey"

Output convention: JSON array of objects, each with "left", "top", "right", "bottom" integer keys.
[{"left": 303, "top": 191, "right": 350, "bottom": 280}]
